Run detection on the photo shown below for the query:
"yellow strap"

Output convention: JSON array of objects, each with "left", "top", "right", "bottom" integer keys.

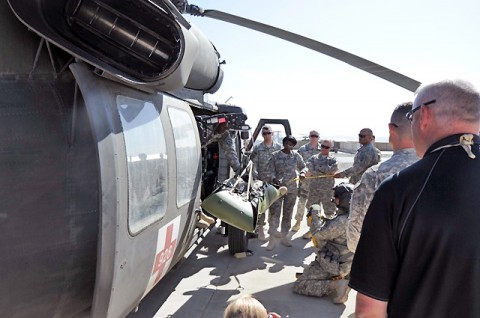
[{"left": 291, "top": 174, "right": 333, "bottom": 181}]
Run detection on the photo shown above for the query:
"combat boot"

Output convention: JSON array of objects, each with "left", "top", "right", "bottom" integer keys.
[
  {"left": 332, "top": 279, "right": 351, "bottom": 304},
  {"left": 291, "top": 220, "right": 301, "bottom": 232},
  {"left": 280, "top": 234, "right": 292, "bottom": 247},
  {"left": 200, "top": 212, "right": 215, "bottom": 225},
  {"left": 196, "top": 219, "right": 209, "bottom": 229},
  {"left": 272, "top": 230, "right": 282, "bottom": 238},
  {"left": 302, "top": 231, "right": 312, "bottom": 239},
  {"left": 257, "top": 226, "right": 269, "bottom": 242},
  {"left": 265, "top": 236, "right": 276, "bottom": 251}
]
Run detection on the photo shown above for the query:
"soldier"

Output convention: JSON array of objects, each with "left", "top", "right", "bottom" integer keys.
[
  {"left": 291, "top": 130, "right": 321, "bottom": 232},
  {"left": 211, "top": 122, "right": 241, "bottom": 174},
  {"left": 201, "top": 121, "right": 241, "bottom": 230},
  {"left": 333, "top": 128, "right": 381, "bottom": 184},
  {"left": 251, "top": 125, "right": 282, "bottom": 241},
  {"left": 300, "top": 139, "right": 338, "bottom": 239},
  {"left": 266, "top": 135, "right": 306, "bottom": 250},
  {"left": 293, "top": 183, "right": 354, "bottom": 304},
  {"left": 347, "top": 102, "right": 418, "bottom": 252}
]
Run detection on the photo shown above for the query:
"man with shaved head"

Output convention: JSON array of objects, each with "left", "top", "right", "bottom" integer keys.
[
  {"left": 347, "top": 102, "right": 419, "bottom": 253},
  {"left": 350, "top": 79, "right": 480, "bottom": 317},
  {"left": 334, "top": 128, "right": 381, "bottom": 184}
]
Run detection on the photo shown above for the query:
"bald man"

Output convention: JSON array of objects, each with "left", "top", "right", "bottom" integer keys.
[
  {"left": 350, "top": 79, "right": 480, "bottom": 318},
  {"left": 334, "top": 128, "right": 381, "bottom": 184},
  {"left": 347, "top": 103, "right": 418, "bottom": 253}
]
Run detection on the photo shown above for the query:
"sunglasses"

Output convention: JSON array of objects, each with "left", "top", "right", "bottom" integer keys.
[
  {"left": 309, "top": 135, "right": 319, "bottom": 138},
  {"left": 358, "top": 134, "right": 367, "bottom": 138},
  {"left": 262, "top": 132, "right": 272, "bottom": 135},
  {"left": 406, "top": 99, "right": 436, "bottom": 123},
  {"left": 321, "top": 144, "right": 330, "bottom": 149}
]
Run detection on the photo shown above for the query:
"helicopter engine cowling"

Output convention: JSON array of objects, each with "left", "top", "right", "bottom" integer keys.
[{"left": 6, "top": 0, "right": 223, "bottom": 93}]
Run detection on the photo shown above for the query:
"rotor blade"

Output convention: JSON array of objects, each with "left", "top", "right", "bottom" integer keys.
[{"left": 188, "top": 7, "right": 421, "bottom": 92}]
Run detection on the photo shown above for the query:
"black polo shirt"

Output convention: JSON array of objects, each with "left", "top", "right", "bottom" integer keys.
[{"left": 349, "top": 134, "right": 480, "bottom": 318}]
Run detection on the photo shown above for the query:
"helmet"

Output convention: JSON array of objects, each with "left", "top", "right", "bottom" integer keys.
[{"left": 333, "top": 183, "right": 354, "bottom": 214}]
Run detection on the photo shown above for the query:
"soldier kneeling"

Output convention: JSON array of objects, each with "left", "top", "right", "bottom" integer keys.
[{"left": 293, "top": 183, "right": 354, "bottom": 304}]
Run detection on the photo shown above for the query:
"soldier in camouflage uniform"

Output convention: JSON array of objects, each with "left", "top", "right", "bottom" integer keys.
[
  {"left": 303, "top": 139, "right": 338, "bottom": 221},
  {"left": 293, "top": 183, "right": 354, "bottom": 303},
  {"left": 347, "top": 103, "right": 418, "bottom": 252},
  {"left": 200, "top": 122, "right": 240, "bottom": 229},
  {"left": 291, "top": 130, "right": 321, "bottom": 232},
  {"left": 207, "top": 122, "right": 241, "bottom": 173},
  {"left": 251, "top": 125, "right": 282, "bottom": 241},
  {"left": 266, "top": 135, "right": 306, "bottom": 250},
  {"left": 334, "top": 128, "right": 381, "bottom": 185}
]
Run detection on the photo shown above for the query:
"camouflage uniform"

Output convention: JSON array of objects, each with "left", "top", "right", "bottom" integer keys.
[
  {"left": 251, "top": 141, "right": 282, "bottom": 226},
  {"left": 293, "top": 204, "right": 353, "bottom": 297},
  {"left": 347, "top": 148, "right": 418, "bottom": 252},
  {"left": 337, "top": 143, "right": 381, "bottom": 184},
  {"left": 294, "top": 143, "right": 321, "bottom": 222},
  {"left": 251, "top": 141, "right": 282, "bottom": 181},
  {"left": 304, "top": 153, "right": 338, "bottom": 217},
  {"left": 210, "top": 131, "right": 240, "bottom": 172},
  {"left": 268, "top": 150, "right": 306, "bottom": 234}
]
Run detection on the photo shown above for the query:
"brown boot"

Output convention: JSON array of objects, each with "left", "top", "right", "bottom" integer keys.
[
  {"left": 196, "top": 219, "right": 209, "bottom": 229},
  {"left": 291, "top": 220, "right": 301, "bottom": 232},
  {"left": 332, "top": 279, "right": 351, "bottom": 304},
  {"left": 257, "top": 226, "right": 269, "bottom": 242},
  {"left": 302, "top": 231, "right": 312, "bottom": 239},
  {"left": 280, "top": 234, "right": 292, "bottom": 247},
  {"left": 272, "top": 230, "right": 282, "bottom": 238},
  {"left": 266, "top": 236, "right": 276, "bottom": 251},
  {"left": 200, "top": 212, "right": 215, "bottom": 225}
]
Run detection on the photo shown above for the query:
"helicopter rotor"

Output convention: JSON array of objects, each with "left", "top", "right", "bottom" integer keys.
[{"left": 184, "top": 3, "right": 421, "bottom": 92}]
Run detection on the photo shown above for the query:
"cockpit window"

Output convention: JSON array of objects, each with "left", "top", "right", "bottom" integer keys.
[
  {"left": 117, "top": 95, "right": 168, "bottom": 235},
  {"left": 167, "top": 107, "right": 200, "bottom": 207}
]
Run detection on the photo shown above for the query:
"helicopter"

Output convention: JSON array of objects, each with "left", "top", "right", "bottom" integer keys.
[{"left": 0, "top": 0, "right": 420, "bottom": 317}]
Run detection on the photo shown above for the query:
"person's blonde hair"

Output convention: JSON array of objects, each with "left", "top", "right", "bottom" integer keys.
[{"left": 224, "top": 294, "right": 268, "bottom": 318}]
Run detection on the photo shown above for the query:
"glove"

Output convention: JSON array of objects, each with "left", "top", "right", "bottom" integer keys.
[{"left": 233, "top": 166, "right": 242, "bottom": 177}]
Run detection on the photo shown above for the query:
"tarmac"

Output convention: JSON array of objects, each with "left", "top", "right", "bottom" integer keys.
[
  {"left": 129, "top": 220, "right": 356, "bottom": 318},
  {"left": 128, "top": 151, "right": 393, "bottom": 318}
]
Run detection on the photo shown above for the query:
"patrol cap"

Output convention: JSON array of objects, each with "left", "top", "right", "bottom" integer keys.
[
  {"left": 262, "top": 125, "right": 273, "bottom": 132},
  {"left": 282, "top": 135, "right": 297, "bottom": 146},
  {"left": 309, "top": 130, "right": 320, "bottom": 137}
]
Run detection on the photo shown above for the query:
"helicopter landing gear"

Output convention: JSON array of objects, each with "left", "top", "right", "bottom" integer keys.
[{"left": 227, "top": 225, "right": 248, "bottom": 255}]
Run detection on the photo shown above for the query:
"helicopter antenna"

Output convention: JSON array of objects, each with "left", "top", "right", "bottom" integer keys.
[{"left": 186, "top": 4, "right": 421, "bottom": 92}]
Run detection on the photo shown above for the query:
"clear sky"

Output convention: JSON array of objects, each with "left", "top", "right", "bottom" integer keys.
[{"left": 186, "top": 0, "right": 480, "bottom": 141}]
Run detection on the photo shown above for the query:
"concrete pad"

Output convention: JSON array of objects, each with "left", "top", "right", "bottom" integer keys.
[
  {"left": 128, "top": 151, "right": 373, "bottom": 318},
  {"left": 130, "top": 221, "right": 356, "bottom": 318}
]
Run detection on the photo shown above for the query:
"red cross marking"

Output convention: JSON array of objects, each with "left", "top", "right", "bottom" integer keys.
[{"left": 152, "top": 223, "right": 177, "bottom": 285}]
